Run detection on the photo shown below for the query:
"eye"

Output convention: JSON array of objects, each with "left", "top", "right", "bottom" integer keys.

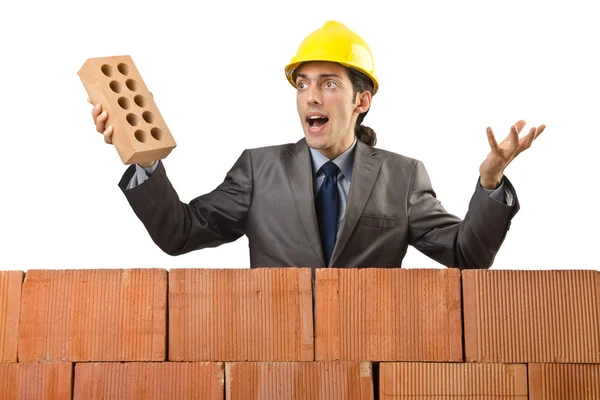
[
  {"left": 297, "top": 81, "right": 307, "bottom": 90},
  {"left": 325, "top": 81, "right": 338, "bottom": 89}
]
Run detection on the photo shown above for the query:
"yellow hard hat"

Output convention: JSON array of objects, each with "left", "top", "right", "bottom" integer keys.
[{"left": 285, "top": 20, "right": 379, "bottom": 94}]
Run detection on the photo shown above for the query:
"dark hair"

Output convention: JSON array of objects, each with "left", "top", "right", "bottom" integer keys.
[{"left": 346, "top": 67, "right": 377, "bottom": 147}]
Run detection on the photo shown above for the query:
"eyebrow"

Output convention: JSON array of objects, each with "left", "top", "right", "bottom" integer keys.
[{"left": 296, "top": 73, "right": 343, "bottom": 81}]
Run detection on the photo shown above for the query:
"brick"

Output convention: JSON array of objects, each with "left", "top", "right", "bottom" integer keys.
[
  {"left": 529, "top": 363, "right": 600, "bottom": 399},
  {"left": 379, "top": 362, "right": 527, "bottom": 398},
  {"left": 169, "top": 268, "right": 313, "bottom": 361},
  {"left": 314, "top": 268, "right": 462, "bottom": 361},
  {"left": 0, "top": 271, "right": 23, "bottom": 362},
  {"left": 74, "top": 362, "right": 223, "bottom": 399},
  {"left": 463, "top": 269, "right": 600, "bottom": 363},
  {"left": 226, "top": 362, "right": 373, "bottom": 399},
  {"left": 19, "top": 269, "right": 166, "bottom": 361},
  {"left": 78, "top": 55, "right": 176, "bottom": 165},
  {"left": 0, "top": 362, "right": 72, "bottom": 400}
]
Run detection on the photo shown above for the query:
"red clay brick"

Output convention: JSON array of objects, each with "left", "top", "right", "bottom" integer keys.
[
  {"left": 169, "top": 268, "right": 313, "bottom": 361},
  {"left": 0, "top": 362, "right": 72, "bottom": 400},
  {"left": 463, "top": 269, "right": 600, "bottom": 363},
  {"left": 74, "top": 362, "right": 223, "bottom": 399},
  {"left": 379, "top": 362, "right": 528, "bottom": 398},
  {"left": 0, "top": 271, "right": 23, "bottom": 362},
  {"left": 226, "top": 362, "right": 373, "bottom": 399},
  {"left": 19, "top": 269, "right": 166, "bottom": 362},
  {"left": 315, "top": 268, "right": 462, "bottom": 361},
  {"left": 529, "top": 363, "right": 600, "bottom": 399}
]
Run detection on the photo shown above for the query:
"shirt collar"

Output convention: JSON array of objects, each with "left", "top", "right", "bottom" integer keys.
[{"left": 309, "top": 136, "right": 357, "bottom": 181}]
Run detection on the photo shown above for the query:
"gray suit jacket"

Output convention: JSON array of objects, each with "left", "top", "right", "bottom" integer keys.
[{"left": 118, "top": 138, "right": 519, "bottom": 269}]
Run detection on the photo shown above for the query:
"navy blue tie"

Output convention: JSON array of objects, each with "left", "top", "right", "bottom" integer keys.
[{"left": 316, "top": 161, "right": 340, "bottom": 265}]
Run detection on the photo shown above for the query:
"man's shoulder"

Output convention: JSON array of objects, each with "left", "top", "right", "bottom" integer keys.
[
  {"left": 243, "top": 139, "right": 304, "bottom": 161},
  {"left": 247, "top": 142, "right": 297, "bottom": 155},
  {"left": 371, "top": 145, "right": 422, "bottom": 168}
]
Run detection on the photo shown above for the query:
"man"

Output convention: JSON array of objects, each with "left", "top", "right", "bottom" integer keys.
[{"left": 91, "top": 21, "right": 544, "bottom": 269}]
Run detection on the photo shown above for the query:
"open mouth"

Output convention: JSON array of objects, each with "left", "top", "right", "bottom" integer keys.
[{"left": 307, "top": 115, "right": 329, "bottom": 129}]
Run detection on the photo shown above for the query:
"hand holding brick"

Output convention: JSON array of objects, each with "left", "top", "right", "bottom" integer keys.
[{"left": 78, "top": 55, "right": 176, "bottom": 165}]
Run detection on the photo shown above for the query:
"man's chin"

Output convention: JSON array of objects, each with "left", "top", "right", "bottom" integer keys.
[
  {"left": 304, "top": 131, "right": 328, "bottom": 149},
  {"left": 304, "top": 137, "right": 328, "bottom": 151}
]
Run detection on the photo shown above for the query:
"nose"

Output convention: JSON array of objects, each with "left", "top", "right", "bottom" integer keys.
[{"left": 306, "top": 84, "right": 322, "bottom": 105}]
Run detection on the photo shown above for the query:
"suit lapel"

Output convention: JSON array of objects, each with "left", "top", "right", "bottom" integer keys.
[
  {"left": 282, "top": 139, "right": 327, "bottom": 268},
  {"left": 329, "top": 141, "right": 383, "bottom": 266}
]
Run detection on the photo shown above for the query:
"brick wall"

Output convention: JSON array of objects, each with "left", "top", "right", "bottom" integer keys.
[{"left": 1, "top": 268, "right": 598, "bottom": 399}]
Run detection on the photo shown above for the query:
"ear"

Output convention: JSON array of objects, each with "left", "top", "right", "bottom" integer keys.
[{"left": 354, "top": 90, "right": 372, "bottom": 114}]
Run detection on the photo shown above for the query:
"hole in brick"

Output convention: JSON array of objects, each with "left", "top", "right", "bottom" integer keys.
[
  {"left": 142, "top": 111, "right": 154, "bottom": 124},
  {"left": 109, "top": 81, "right": 122, "bottom": 93},
  {"left": 134, "top": 95, "right": 146, "bottom": 108},
  {"left": 126, "top": 113, "right": 139, "bottom": 126},
  {"left": 126, "top": 79, "right": 138, "bottom": 91},
  {"left": 134, "top": 130, "right": 146, "bottom": 143},
  {"left": 101, "top": 64, "right": 113, "bottom": 77},
  {"left": 117, "top": 63, "right": 129, "bottom": 75},
  {"left": 118, "top": 97, "right": 130, "bottom": 109},
  {"left": 151, "top": 127, "right": 162, "bottom": 140}
]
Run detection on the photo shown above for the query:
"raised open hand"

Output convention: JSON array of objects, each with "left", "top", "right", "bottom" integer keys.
[{"left": 479, "top": 120, "right": 546, "bottom": 189}]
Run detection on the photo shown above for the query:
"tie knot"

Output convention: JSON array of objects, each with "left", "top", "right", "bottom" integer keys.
[{"left": 319, "top": 161, "right": 339, "bottom": 178}]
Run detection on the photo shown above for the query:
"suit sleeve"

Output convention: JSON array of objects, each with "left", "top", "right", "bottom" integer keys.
[
  {"left": 118, "top": 150, "right": 253, "bottom": 256},
  {"left": 407, "top": 160, "right": 520, "bottom": 269}
]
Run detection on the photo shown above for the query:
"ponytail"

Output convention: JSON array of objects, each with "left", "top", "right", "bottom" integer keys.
[{"left": 356, "top": 124, "right": 377, "bottom": 147}]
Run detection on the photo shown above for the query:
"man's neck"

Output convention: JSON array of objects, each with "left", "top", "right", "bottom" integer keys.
[{"left": 317, "top": 135, "right": 355, "bottom": 160}]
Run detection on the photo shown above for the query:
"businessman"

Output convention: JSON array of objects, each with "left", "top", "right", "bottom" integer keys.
[{"left": 90, "top": 21, "right": 545, "bottom": 269}]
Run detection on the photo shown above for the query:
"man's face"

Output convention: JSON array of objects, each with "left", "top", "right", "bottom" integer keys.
[{"left": 295, "top": 62, "right": 367, "bottom": 159}]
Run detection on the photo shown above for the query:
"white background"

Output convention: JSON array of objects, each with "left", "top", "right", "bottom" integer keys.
[{"left": 0, "top": 0, "right": 597, "bottom": 271}]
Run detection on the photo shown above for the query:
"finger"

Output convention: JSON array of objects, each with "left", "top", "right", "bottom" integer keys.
[
  {"left": 91, "top": 103, "right": 102, "bottom": 119},
  {"left": 519, "top": 127, "right": 537, "bottom": 151},
  {"left": 87, "top": 97, "right": 92, "bottom": 105},
  {"left": 535, "top": 124, "right": 546, "bottom": 139},
  {"left": 97, "top": 110, "right": 108, "bottom": 123},
  {"left": 508, "top": 125, "right": 520, "bottom": 153},
  {"left": 95, "top": 111, "right": 108, "bottom": 133},
  {"left": 486, "top": 127, "right": 500, "bottom": 153},
  {"left": 104, "top": 126, "right": 114, "bottom": 144},
  {"left": 514, "top": 126, "right": 539, "bottom": 157},
  {"left": 514, "top": 119, "right": 527, "bottom": 134}
]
